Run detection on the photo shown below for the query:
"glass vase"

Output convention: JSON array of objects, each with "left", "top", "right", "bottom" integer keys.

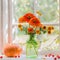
[{"left": 26, "top": 34, "right": 39, "bottom": 58}]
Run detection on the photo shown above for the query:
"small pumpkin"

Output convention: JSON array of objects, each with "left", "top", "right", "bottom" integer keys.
[{"left": 3, "top": 44, "right": 22, "bottom": 57}]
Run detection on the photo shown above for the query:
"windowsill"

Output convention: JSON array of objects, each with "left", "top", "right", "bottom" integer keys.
[{"left": 0, "top": 54, "right": 55, "bottom": 60}]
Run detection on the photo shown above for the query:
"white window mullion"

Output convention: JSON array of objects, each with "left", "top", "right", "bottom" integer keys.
[
  {"left": 3, "top": 0, "right": 8, "bottom": 46},
  {"left": 8, "top": 0, "right": 12, "bottom": 43},
  {"left": 33, "top": 0, "right": 38, "bottom": 17}
]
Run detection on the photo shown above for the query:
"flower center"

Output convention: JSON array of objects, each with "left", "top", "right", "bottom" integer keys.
[
  {"left": 27, "top": 16, "right": 31, "bottom": 19},
  {"left": 33, "top": 20, "right": 36, "bottom": 23}
]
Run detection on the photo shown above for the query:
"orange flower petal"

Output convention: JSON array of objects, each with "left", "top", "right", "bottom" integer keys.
[
  {"left": 29, "top": 17, "right": 42, "bottom": 27},
  {"left": 42, "top": 25, "right": 47, "bottom": 30},
  {"left": 48, "top": 30, "right": 51, "bottom": 34},
  {"left": 36, "top": 30, "right": 41, "bottom": 34},
  {"left": 18, "top": 17, "right": 26, "bottom": 23},
  {"left": 28, "top": 28, "right": 34, "bottom": 33},
  {"left": 18, "top": 24, "right": 22, "bottom": 28},
  {"left": 23, "top": 13, "right": 35, "bottom": 22}
]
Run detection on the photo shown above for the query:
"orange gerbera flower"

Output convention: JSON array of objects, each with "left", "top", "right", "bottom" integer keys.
[
  {"left": 48, "top": 30, "right": 51, "bottom": 34},
  {"left": 23, "top": 13, "right": 35, "bottom": 22},
  {"left": 18, "top": 17, "right": 26, "bottom": 23},
  {"left": 29, "top": 17, "right": 42, "bottom": 27},
  {"left": 51, "top": 26, "right": 54, "bottom": 30},
  {"left": 36, "top": 30, "right": 41, "bottom": 34},
  {"left": 28, "top": 28, "right": 34, "bottom": 33},
  {"left": 18, "top": 24, "right": 22, "bottom": 28},
  {"left": 42, "top": 25, "right": 47, "bottom": 30}
]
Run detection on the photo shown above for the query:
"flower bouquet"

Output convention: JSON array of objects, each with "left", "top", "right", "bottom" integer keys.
[{"left": 18, "top": 13, "right": 54, "bottom": 58}]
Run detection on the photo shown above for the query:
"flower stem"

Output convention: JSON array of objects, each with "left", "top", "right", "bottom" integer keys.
[{"left": 32, "top": 44, "right": 38, "bottom": 56}]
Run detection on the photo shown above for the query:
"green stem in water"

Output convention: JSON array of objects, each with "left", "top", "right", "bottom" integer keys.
[
  {"left": 29, "top": 34, "right": 35, "bottom": 40},
  {"left": 29, "top": 34, "right": 38, "bottom": 56},
  {"left": 32, "top": 44, "right": 38, "bottom": 56}
]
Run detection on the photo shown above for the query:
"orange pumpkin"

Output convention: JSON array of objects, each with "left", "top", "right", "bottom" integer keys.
[{"left": 3, "top": 44, "right": 22, "bottom": 57}]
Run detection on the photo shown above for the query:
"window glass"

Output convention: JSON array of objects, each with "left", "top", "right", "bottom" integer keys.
[
  {"left": 13, "top": 0, "right": 34, "bottom": 21},
  {"left": 13, "top": 0, "right": 59, "bottom": 24},
  {"left": 37, "top": 0, "right": 59, "bottom": 23},
  {"left": 12, "top": 0, "right": 59, "bottom": 53}
]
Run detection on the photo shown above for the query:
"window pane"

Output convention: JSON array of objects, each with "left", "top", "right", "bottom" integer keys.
[
  {"left": 13, "top": 0, "right": 34, "bottom": 21},
  {"left": 13, "top": 0, "right": 59, "bottom": 24},
  {"left": 36, "top": 0, "right": 59, "bottom": 24}
]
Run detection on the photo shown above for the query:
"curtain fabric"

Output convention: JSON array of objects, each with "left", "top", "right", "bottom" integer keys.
[{"left": 0, "top": 0, "right": 12, "bottom": 52}]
